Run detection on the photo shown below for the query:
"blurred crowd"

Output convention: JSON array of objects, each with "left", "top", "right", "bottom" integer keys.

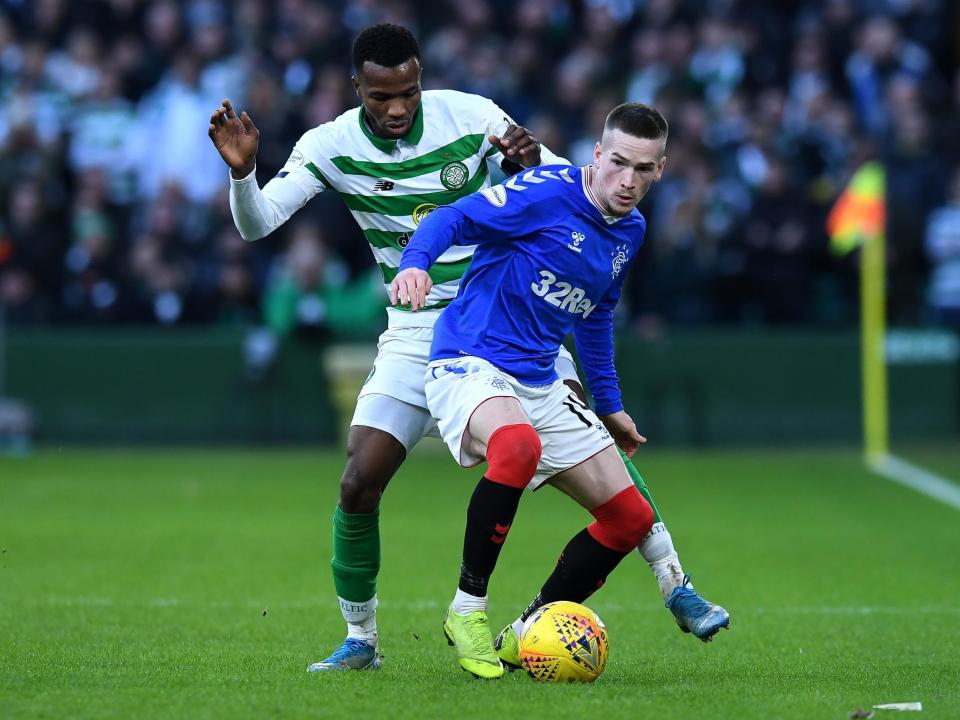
[{"left": 1, "top": 0, "right": 959, "bottom": 338}]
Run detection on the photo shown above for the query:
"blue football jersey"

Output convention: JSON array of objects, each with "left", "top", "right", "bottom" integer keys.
[{"left": 398, "top": 165, "right": 645, "bottom": 415}]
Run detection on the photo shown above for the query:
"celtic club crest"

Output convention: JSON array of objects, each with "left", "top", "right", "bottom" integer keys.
[{"left": 440, "top": 161, "right": 468, "bottom": 190}]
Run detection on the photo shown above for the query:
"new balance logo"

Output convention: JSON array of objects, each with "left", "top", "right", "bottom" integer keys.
[{"left": 373, "top": 179, "right": 394, "bottom": 191}]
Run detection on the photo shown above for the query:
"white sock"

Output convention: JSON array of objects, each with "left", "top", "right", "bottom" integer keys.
[
  {"left": 636, "top": 523, "right": 688, "bottom": 600},
  {"left": 510, "top": 617, "right": 525, "bottom": 637},
  {"left": 339, "top": 594, "right": 378, "bottom": 643},
  {"left": 452, "top": 588, "right": 487, "bottom": 614}
]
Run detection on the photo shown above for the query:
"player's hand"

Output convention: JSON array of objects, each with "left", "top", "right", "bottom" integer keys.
[
  {"left": 389, "top": 268, "right": 432, "bottom": 311},
  {"left": 489, "top": 124, "right": 542, "bottom": 168},
  {"left": 599, "top": 411, "right": 646, "bottom": 458},
  {"left": 208, "top": 99, "right": 259, "bottom": 179}
]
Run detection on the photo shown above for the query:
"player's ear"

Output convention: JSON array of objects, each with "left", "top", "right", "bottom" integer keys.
[
  {"left": 351, "top": 75, "right": 360, "bottom": 96},
  {"left": 655, "top": 155, "right": 667, "bottom": 181},
  {"left": 593, "top": 142, "right": 602, "bottom": 167}
]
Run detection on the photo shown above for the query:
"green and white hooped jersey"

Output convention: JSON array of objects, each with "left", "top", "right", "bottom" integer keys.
[{"left": 230, "top": 89, "right": 567, "bottom": 328}]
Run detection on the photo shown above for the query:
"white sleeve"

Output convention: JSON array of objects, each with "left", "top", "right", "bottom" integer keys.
[{"left": 228, "top": 144, "right": 327, "bottom": 242}]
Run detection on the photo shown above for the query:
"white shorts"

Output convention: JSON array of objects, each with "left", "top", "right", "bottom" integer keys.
[
  {"left": 424, "top": 356, "right": 614, "bottom": 490},
  {"left": 351, "top": 326, "right": 581, "bottom": 453}
]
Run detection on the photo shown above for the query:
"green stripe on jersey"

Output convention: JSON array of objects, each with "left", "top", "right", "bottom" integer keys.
[
  {"left": 305, "top": 162, "right": 330, "bottom": 188},
  {"left": 393, "top": 299, "right": 454, "bottom": 312},
  {"left": 378, "top": 258, "right": 472, "bottom": 285},
  {"left": 338, "top": 162, "right": 489, "bottom": 216},
  {"left": 364, "top": 229, "right": 408, "bottom": 251},
  {"left": 331, "top": 135, "right": 485, "bottom": 179}
]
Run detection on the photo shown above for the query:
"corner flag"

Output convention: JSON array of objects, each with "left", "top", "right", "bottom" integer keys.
[
  {"left": 826, "top": 161, "right": 886, "bottom": 256},
  {"left": 828, "top": 161, "right": 889, "bottom": 460}
]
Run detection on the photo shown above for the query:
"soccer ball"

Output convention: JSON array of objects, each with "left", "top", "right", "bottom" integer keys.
[{"left": 519, "top": 601, "right": 608, "bottom": 683}]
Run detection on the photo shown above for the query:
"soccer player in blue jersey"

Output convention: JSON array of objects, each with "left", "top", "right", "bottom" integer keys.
[{"left": 391, "top": 103, "right": 729, "bottom": 678}]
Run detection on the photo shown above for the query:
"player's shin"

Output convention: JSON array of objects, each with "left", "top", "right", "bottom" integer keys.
[
  {"left": 616, "top": 448, "right": 688, "bottom": 599},
  {"left": 331, "top": 506, "right": 380, "bottom": 641},
  {"left": 455, "top": 478, "right": 524, "bottom": 611},
  {"left": 513, "top": 486, "right": 654, "bottom": 629},
  {"left": 454, "top": 424, "right": 540, "bottom": 611},
  {"left": 639, "top": 523, "right": 688, "bottom": 600}
]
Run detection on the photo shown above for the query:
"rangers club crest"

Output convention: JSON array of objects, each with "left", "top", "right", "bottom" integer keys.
[{"left": 611, "top": 244, "right": 629, "bottom": 279}]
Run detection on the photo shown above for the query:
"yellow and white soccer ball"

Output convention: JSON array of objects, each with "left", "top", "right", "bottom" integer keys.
[{"left": 519, "top": 601, "right": 608, "bottom": 683}]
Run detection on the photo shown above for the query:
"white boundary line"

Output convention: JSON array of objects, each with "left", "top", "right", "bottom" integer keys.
[{"left": 870, "top": 453, "right": 960, "bottom": 511}]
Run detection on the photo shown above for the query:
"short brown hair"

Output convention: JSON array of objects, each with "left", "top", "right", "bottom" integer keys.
[{"left": 604, "top": 103, "right": 668, "bottom": 143}]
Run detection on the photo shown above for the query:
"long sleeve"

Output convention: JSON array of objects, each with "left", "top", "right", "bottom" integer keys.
[
  {"left": 398, "top": 168, "right": 564, "bottom": 273},
  {"left": 573, "top": 272, "right": 630, "bottom": 416},
  {"left": 228, "top": 167, "right": 322, "bottom": 241}
]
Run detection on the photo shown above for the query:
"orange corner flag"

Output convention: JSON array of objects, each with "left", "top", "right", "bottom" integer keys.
[{"left": 826, "top": 161, "right": 886, "bottom": 256}]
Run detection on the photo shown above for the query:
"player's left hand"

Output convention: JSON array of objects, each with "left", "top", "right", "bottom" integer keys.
[
  {"left": 390, "top": 268, "right": 432, "bottom": 311},
  {"left": 599, "top": 411, "right": 647, "bottom": 458},
  {"left": 489, "top": 124, "right": 542, "bottom": 168}
]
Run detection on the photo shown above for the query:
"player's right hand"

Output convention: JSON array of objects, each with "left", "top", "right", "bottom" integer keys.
[
  {"left": 600, "top": 411, "right": 647, "bottom": 458},
  {"left": 390, "top": 268, "right": 432, "bottom": 311},
  {"left": 208, "top": 99, "right": 259, "bottom": 179}
]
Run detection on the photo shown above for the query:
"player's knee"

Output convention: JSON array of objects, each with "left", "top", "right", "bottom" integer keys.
[
  {"left": 588, "top": 486, "right": 654, "bottom": 553},
  {"left": 339, "top": 456, "right": 383, "bottom": 513},
  {"left": 484, "top": 423, "right": 542, "bottom": 489}
]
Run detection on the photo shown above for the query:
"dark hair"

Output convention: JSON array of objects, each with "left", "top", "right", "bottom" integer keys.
[
  {"left": 352, "top": 24, "right": 421, "bottom": 71},
  {"left": 604, "top": 103, "right": 669, "bottom": 143}
]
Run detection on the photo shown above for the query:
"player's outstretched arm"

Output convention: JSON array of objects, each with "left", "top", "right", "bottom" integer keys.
[
  {"left": 599, "top": 410, "right": 647, "bottom": 458},
  {"left": 389, "top": 268, "right": 433, "bottom": 312},
  {"left": 208, "top": 99, "right": 259, "bottom": 179}
]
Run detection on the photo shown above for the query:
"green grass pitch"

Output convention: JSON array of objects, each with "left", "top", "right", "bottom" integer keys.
[{"left": 2, "top": 445, "right": 959, "bottom": 719}]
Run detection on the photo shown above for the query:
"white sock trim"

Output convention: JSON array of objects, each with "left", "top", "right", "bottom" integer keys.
[
  {"left": 452, "top": 588, "right": 487, "bottom": 614},
  {"left": 637, "top": 522, "right": 672, "bottom": 563},
  {"left": 339, "top": 594, "right": 377, "bottom": 625}
]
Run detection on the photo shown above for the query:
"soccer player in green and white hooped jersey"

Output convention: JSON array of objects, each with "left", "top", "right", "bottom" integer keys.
[{"left": 207, "top": 24, "right": 728, "bottom": 672}]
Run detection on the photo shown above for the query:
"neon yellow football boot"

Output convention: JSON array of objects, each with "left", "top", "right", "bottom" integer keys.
[
  {"left": 494, "top": 623, "right": 522, "bottom": 670},
  {"left": 442, "top": 605, "right": 504, "bottom": 679}
]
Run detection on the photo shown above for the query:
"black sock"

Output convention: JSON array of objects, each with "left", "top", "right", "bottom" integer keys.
[
  {"left": 531, "top": 528, "right": 628, "bottom": 609},
  {"left": 519, "top": 592, "right": 546, "bottom": 624},
  {"left": 458, "top": 476, "right": 524, "bottom": 597}
]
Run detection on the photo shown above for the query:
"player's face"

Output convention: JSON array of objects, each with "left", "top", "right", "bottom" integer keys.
[
  {"left": 353, "top": 57, "right": 422, "bottom": 140},
  {"left": 592, "top": 129, "right": 666, "bottom": 216}
]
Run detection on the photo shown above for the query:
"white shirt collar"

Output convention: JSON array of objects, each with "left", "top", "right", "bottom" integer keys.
[{"left": 580, "top": 166, "right": 626, "bottom": 225}]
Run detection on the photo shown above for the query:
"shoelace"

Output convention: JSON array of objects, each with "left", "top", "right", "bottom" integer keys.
[
  {"left": 674, "top": 589, "right": 712, "bottom": 619},
  {"left": 462, "top": 613, "right": 494, "bottom": 658},
  {"left": 326, "top": 638, "right": 370, "bottom": 663}
]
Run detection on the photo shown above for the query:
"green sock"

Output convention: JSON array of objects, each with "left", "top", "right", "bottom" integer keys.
[
  {"left": 331, "top": 506, "right": 380, "bottom": 603},
  {"left": 617, "top": 447, "right": 662, "bottom": 524}
]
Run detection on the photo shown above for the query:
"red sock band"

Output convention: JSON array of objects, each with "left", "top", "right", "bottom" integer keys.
[
  {"left": 484, "top": 423, "right": 541, "bottom": 489},
  {"left": 586, "top": 486, "right": 654, "bottom": 553}
]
